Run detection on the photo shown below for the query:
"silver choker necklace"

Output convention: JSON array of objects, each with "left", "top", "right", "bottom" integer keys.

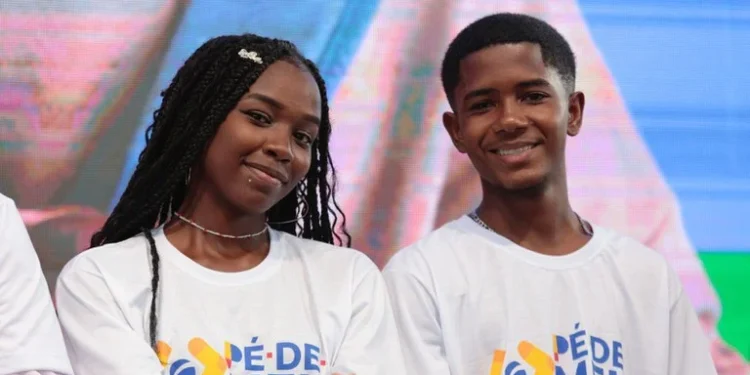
[
  {"left": 173, "top": 212, "right": 268, "bottom": 239},
  {"left": 468, "top": 210, "right": 593, "bottom": 237}
]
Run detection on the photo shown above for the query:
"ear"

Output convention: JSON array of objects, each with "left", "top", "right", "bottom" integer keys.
[
  {"left": 442, "top": 111, "right": 467, "bottom": 153},
  {"left": 566, "top": 91, "right": 585, "bottom": 137}
]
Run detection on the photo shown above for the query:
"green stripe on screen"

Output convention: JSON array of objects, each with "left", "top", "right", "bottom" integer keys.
[{"left": 699, "top": 251, "right": 750, "bottom": 360}]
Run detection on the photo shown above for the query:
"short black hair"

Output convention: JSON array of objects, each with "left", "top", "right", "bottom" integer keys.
[{"left": 441, "top": 13, "right": 577, "bottom": 107}]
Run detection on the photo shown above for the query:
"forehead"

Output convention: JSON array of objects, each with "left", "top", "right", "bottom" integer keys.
[
  {"left": 456, "top": 42, "right": 562, "bottom": 94},
  {"left": 246, "top": 60, "right": 321, "bottom": 115}
]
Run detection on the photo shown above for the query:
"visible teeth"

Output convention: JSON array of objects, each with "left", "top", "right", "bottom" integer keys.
[{"left": 495, "top": 145, "right": 533, "bottom": 156}]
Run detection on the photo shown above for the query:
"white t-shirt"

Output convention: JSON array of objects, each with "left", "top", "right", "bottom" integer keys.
[
  {"left": 384, "top": 216, "right": 717, "bottom": 375},
  {"left": 56, "top": 227, "right": 406, "bottom": 375},
  {"left": 0, "top": 193, "right": 73, "bottom": 375}
]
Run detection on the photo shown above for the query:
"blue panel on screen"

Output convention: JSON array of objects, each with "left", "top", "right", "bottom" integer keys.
[{"left": 579, "top": 1, "right": 750, "bottom": 251}]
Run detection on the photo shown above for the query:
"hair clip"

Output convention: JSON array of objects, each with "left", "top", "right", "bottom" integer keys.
[{"left": 238, "top": 49, "right": 263, "bottom": 64}]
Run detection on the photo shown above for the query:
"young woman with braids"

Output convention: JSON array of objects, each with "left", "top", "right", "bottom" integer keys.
[{"left": 55, "top": 34, "right": 406, "bottom": 375}]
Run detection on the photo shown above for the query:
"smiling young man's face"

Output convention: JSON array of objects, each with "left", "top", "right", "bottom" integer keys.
[{"left": 443, "top": 42, "right": 584, "bottom": 192}]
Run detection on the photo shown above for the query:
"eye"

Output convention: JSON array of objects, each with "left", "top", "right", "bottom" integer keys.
[
  {"left": 468, "top": 100, "right": 494, "bottom": 112},
  {"left": 521, "top": 92, "right": 550, "bottom": 104},
  {"left": 294, "top": 131, "right": 315, "bottom": 147},
  {"left": 243, "top": 110, "right": 272, "bottom": 125}
]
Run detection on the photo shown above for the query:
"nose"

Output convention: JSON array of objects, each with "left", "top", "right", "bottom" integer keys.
[
  {"left": 494, "top": 101, "right": 528, "bottom": 134},
  {"left": 262, "top": 127, "right": 294, "bottom": 162}
]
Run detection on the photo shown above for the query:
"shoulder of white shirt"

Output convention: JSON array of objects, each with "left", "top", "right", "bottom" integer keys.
[
  {"left": 275, "top": 229, "right": 380, "bottom": 273},
  {"left": 0, "top": 191, "right": 16, "bottom": 215},
  {"left": 385, "top": 215, "right": 673, "bottom": 274},
  {"left": 59, "top": 226, "right": 379, "bottom": 280}
]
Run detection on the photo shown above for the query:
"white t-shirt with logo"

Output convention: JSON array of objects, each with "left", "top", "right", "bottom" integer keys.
[
  {"left": 384, "top": 216, "right": 717, "bottom": 375},
  {"left": 56, "top": 227, "right": 406, "bottom": 375},
  {"left": 0, "top": 193, "right": 73, "bottom": 375}
]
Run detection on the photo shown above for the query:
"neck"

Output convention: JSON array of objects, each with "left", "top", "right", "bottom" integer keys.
[
  {"left": 178, "top": 188, "right": 267, "bottom": 237},
  {"left": 165, "top": 182, "right": 270, "bottom": 269},
  {"left": 476, "top": 177, "right": 588, "bottom": 255}
]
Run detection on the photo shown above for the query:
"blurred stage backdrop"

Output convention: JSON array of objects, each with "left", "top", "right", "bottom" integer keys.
[{"left": 1, "top": 0, "right": 748, "bottom": 373}]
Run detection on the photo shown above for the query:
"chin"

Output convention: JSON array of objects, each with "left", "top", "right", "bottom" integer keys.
[
  {"left": 494, "top": 170, "right": 549, "bottom": 192},
  {"left": 245, "top": 194, "right": 279, "bottom": 214},
  {"left": 500, "top": 179, "right": 545, "bottom": 192},
  {"left": 223, "top": 189, "right": 275, "bottom": 215}
]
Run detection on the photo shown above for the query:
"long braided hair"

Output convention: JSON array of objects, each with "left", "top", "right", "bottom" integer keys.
[{"left": 90, "top": 34, "right": 350, "bottom": 350}]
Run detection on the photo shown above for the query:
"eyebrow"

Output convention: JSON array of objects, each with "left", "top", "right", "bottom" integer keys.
[
  {"left": 243, "top": 92, "right": 321, "bottom": 126},
  {"left": 463, "top": 87, "right": 496, "bottom": 103},
  {"left": 462, "top": 78, "right": 553, "bottom": 103},
  {"left": 516, "top": 78, "right": 553, "bottom": 90}
]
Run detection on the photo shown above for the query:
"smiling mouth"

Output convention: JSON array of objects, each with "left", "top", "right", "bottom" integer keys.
[
  {"left": 242, "top": 163, "right": 288, "bottom": 186},
  {"left": 249, "top": 167, "right": 281, "bottom": 184},
  {"left": 491, "top": 144, "right": 536, "bottom": 156}
]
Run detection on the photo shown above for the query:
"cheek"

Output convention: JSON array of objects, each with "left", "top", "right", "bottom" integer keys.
[
  {"left": 291, "top": 149, "right": 313, "bottom": 181},
  {"left": 459, "top": 116, "right": 492, "bottom": 144},
  {"left": 527, "top": 107, "right": 566, "bottom": 139},
  {"left": 201, "top": 150, "right": 233, "bottom": 190},
  {"left": 206, "top": 119, "right": 253, "bottom": 162},
  {"left": 204, "top": 136, "right": 233, "bottom": 168},
  {"left": 202, "top": 141, "right": 223, "bottom": 170},
  {"left": 201, "top": 132, "right": 242, "bottom": 184},
  {"left": 526, "top": 102, "right": 561, "bottom": 122}
]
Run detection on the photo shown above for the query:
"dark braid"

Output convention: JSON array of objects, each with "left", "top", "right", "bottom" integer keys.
[
  {"left": 90, "top": 34, "right": 350, "bottom": 351},
  {"left": 142, "top": 228, "right": 160, "bottom": 349}
]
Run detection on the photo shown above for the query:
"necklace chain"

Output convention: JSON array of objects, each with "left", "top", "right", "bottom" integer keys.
[
  {"left": 468, "top": 210, "right": 593, "bottom": 237},
  {"left": 173, "top": 212, "right": 268, "bottom": 239}
]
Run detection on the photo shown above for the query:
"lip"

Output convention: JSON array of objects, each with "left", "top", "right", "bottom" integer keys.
[{"left": 243, "top": 162, "right": 289, "bottom": 185}]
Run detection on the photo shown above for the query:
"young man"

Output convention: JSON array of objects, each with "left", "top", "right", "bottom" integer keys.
[
  {"left": 0, "top": 192, "right": 73, "bottom": 375},
  {"left": 383, "top": 13, "right": 717, "bottom": 375}
]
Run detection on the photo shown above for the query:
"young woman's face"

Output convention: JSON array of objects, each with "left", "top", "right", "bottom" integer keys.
[{"left": 200, "top": 60, "right": 322, "bottom": 214}]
